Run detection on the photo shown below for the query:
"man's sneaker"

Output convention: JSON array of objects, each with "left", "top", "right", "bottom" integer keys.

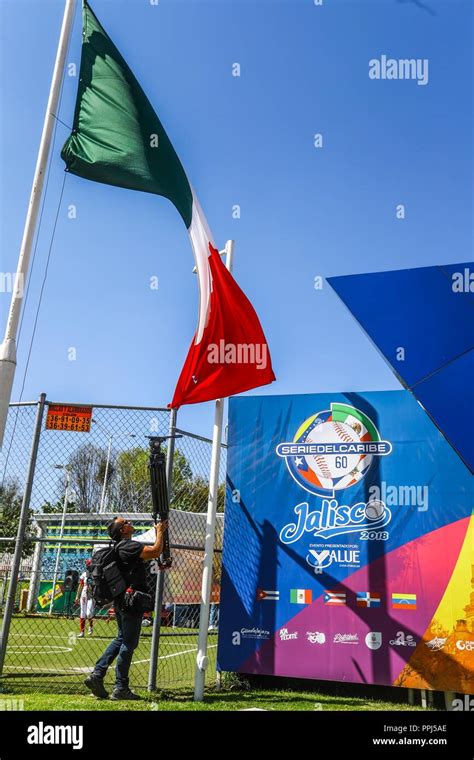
[
  {"left": 88, "top": 628, "right": 93, "bottom": 636},
  {"left": 84, "top": 673, "right": 108, "bottom": 699},
  {"left": 78, "top": 631, "right": 84, "bottom": 638},
  {"left": 111, "top": 687, "right": 141, "bottom": 701}
]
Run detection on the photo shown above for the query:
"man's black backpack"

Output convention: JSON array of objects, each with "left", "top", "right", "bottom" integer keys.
[{"left": 88, "top": 542, "right": 129, "bottom": 606}]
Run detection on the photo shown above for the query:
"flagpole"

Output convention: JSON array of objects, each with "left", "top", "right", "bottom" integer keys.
[
  {"left": 0, "top": 0, "right": 76, "bottom": 448},
  {"left": 194, "top": 239, "right": 233, "bottom": 702}
]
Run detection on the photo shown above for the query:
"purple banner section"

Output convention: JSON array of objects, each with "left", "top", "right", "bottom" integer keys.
[{"left": 241, "top": 517, "right": 470, "bottom": 686}]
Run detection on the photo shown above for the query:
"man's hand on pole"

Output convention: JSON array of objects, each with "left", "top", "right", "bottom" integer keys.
[{"left": 155, "top": 520, "right": 169, "bottom": 535}]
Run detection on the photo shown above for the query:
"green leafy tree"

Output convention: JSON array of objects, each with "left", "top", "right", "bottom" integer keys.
[
  {"left": 51, "top": 441, "right": 226, "bottom": 516},
  {"left": 0, "top": 479, "right": 34, "bottom": 558},
  {"left": 172, "top": 475, "right": 225, "bottom": 513},
  {"left": 41, "top": 500, "right": 80, "bottom": 514},
  {"left": 112, "top": 446, "right": 150, "bottom": 512},
  {"left": 110, "top": 446, "right": 224, "bottom": 514}
]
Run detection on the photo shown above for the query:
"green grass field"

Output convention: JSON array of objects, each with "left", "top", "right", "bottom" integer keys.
[
  {"left": 0, "top": 614, "right": 429, "bottom": 711},
  {"left": 0, "top": 689, "right": 428, "bottom": 711},
  {"left": 0, "top": 613, "right": 216, "bottom": 694}
]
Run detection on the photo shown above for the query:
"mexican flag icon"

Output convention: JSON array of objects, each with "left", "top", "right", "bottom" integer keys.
[{"left": 290, "top": 589, "right": 312, "bottom": 605}]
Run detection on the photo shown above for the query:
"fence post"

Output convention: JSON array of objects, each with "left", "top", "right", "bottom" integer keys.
[
  {"left": 444, "top": 691, "right": 456, "bottom": 710},
  {"left": 0, "top": 573, "right": 6, "bottom": 612},
  {"left": 0, "top": 392, "right": 46, "bottom": 678},
  {"left": 26, "top": 523, "right": 44, "bottom": 612},
  {"left": 147, "top": 406, "right": 177, "bottom": 691}
]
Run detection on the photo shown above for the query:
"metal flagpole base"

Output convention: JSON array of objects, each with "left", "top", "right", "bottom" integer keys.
[
  {"left": 194, "top": 397, "right": 224, "bottom": 701},
  {"left": 194, "top": 241, "right": 233, "bottom": 702}
]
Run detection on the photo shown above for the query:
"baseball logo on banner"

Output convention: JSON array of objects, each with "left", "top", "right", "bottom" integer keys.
[{"left": 276, "top": 402, "right": 392, "bottom": 497}]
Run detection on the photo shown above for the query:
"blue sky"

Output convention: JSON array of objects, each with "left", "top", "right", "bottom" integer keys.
[{"left": 0, "top": 0, "right": 472, "bottom": 438}]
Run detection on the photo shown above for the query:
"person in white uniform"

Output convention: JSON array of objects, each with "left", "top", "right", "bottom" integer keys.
[{"left": 75, "top": 559, "right": 95, "bottom": 637}]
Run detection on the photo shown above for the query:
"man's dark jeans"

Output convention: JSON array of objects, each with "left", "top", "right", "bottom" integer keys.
[{"left": 93, "top": 607, "right": 143, "bottom": 689}]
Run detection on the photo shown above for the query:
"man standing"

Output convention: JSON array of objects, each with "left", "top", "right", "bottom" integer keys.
[
  {"left": 84, "top": 516, "right": 168, "bottom": 701},
  {"left": 75, "top": 559, "right": 95, "bottom": 637}
]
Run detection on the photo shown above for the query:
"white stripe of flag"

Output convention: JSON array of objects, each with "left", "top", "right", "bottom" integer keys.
[{"left": 257, "top": 589, "right": 279, "bottom": 601}]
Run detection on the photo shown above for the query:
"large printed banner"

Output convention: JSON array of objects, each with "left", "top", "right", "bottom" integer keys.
[{"left": 217, "top": 391, "right": 474, "bottom": 693}]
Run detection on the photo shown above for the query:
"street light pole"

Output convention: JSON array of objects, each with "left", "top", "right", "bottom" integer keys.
[
  {"left": 99, "top": 434, "right": 113, "bottom": 513},
  {"left": 49, "top": 465, "right": 71, "bottom": 615},
  {"left": 92, "top": 418, "right": 136, "bottom": 513}
]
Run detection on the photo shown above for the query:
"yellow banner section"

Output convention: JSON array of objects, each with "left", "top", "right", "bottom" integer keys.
[{"left": 395, "top": 513, "right": 474, "bottom": 693}]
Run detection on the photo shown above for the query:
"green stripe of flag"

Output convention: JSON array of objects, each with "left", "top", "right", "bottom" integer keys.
[{"left": 61, "top": 0, "right": 193, "bottom": 228}]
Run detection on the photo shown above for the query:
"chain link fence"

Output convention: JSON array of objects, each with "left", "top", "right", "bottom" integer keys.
[{"left": 0, "top": 398, "right": 226, "bottom": 695}]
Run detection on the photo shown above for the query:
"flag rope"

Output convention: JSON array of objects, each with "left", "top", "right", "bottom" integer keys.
[{"left": 1, "top": 172, "right": 68, "bottom": 487}]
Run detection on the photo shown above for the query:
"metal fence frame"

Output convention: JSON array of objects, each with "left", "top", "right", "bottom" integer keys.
[{"left": 0, "top": 395, "right": 226, "bottom": 694}]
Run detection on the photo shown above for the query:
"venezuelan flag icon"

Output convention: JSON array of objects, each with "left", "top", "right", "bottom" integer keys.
[{"left": 392, "top": 593, "right": 417, "bottom": 611}]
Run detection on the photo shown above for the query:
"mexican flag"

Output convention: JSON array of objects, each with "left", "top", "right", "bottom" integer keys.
[
  {"left": 290, "top": 589, "right": 312, "bottom": 604},
  {"left": 61, "top": 1, "right": 275, "bottom": 407}
]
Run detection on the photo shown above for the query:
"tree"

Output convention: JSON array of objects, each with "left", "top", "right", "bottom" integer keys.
[
  {"left": 112, "top": 446, "right": 150, "bottom": 512},
  {"left": 41, "top": 500, "right": 80, "bottom": 514},
  {"left": 172, "top": 475, "right": 225, "bottom": 514},
  {"left": 109, "top": 446, "right": 225, "bottom": 514},
  {"left": 45, "top": 441, "right": 226, "bottom": 516},
  {"left": 58, "top": 444, "right": 111, "bottom": 512},
  {"left": 0, "top": 479, "right": 34, "bottom": 558}
]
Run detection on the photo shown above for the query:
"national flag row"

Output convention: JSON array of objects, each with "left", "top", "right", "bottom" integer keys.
[{"left": 257, "top": 589, "right": 417, "bottom": 610}]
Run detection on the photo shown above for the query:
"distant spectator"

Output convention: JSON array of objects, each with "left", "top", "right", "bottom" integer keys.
[{"left": 75, "top": 559, "right": 95, "bottom": 637}]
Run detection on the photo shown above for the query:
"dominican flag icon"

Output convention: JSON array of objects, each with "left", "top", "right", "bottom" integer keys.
[
  {"left": 257, "top": 589, "right": 279, "bottom": 601},
  {"left": 356, "top": 592, "right": 381, "bottom": 608}
]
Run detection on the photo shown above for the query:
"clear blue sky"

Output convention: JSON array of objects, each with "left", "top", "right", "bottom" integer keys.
[{"left": 0, "top": 0, "right": 472, "bottom": 437}]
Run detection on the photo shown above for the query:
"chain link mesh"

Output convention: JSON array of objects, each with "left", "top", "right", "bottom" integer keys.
[{"left": 0, "top": 400, "right": 226, "bottom": 695}]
